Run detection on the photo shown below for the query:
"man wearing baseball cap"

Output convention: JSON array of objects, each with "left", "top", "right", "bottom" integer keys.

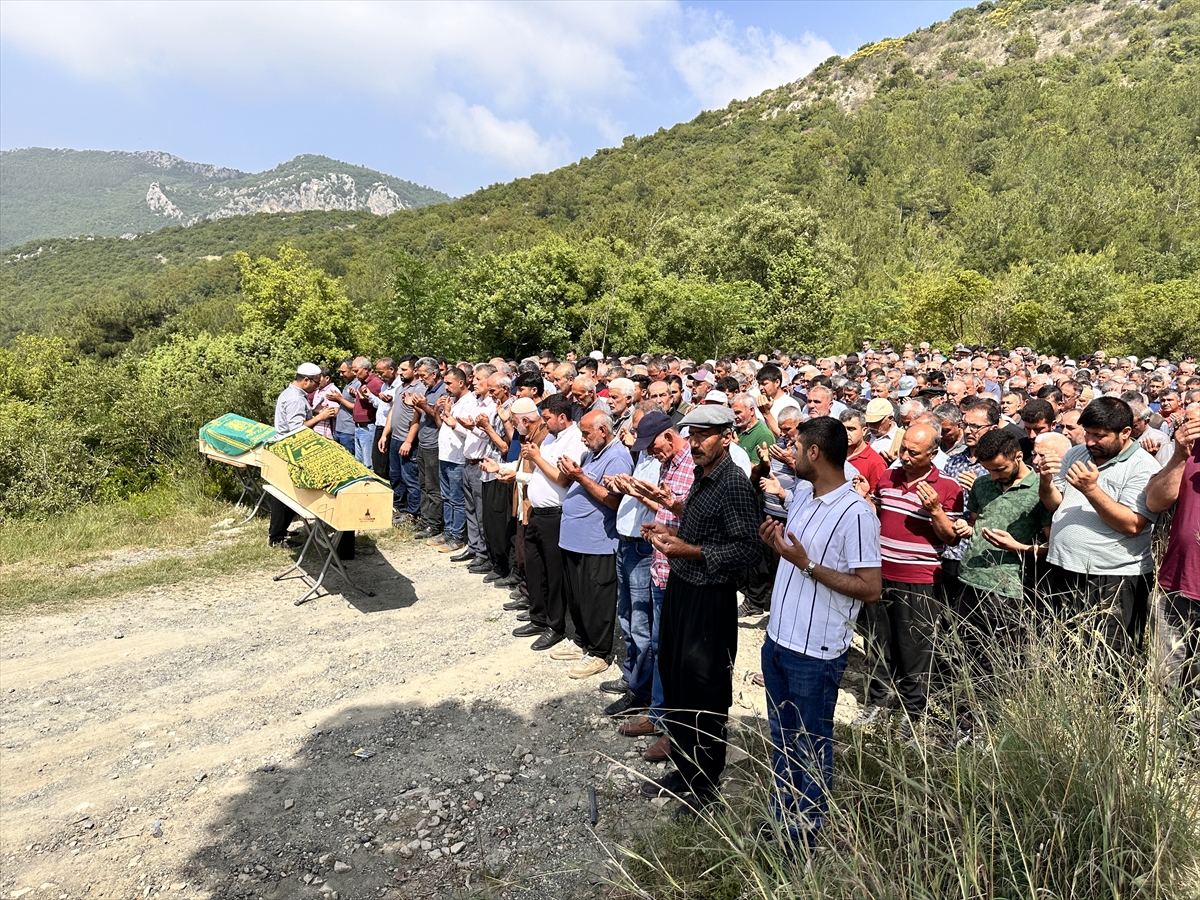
[
  {"left": 865, "top": 397, "right": 903, "bottom": 463},
  {"left": 639, "top": 404, "right": 763, "bottom": 818}
]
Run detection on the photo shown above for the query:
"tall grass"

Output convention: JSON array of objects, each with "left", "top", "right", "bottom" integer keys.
[{"left": 615, "top": 614, "right": 1200, "bottom": 899}]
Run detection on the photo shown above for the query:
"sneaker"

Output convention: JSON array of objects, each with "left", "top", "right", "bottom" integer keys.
[
  {"left": 569, "top": 655, "right": 610, "bottom": 680},
  {"left": 640, "top": 770, "right": 690, "bottom": 799},
  {"left": 550, "top": 641, "right": 584, "bottom": 661},
  {"left": 426, "top": 533, "right": 448, "bottom": 547},
  {"left": 737, "top": 601, "right": 766, "bottom": 619},
  {"left": 598, "top": 678, "right": 629, "bottom": 696},
  {"left": 436, "top": 539, "right": 466, "bottom": 553},
  {"left": 851, "top": 704, "right": 889, "bottom": 728}
]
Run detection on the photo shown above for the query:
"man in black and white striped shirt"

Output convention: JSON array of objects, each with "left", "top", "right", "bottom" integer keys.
[{"left": 758, "top": 416, "right": 882, "bottom": 846}]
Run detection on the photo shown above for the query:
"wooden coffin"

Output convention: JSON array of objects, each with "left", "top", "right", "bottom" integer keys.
[
  {"left": 260, "top": 448, "right": 393, "bottom": 532},
  {"left": 198, "top": 438, "right": 263, "bottom": 468}
]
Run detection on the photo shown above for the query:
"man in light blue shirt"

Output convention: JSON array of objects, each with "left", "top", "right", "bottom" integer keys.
[{"left": 555, "top": 410, "right": 633, "bottom": 680}]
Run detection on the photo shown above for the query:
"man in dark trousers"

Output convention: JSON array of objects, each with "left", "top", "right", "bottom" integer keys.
[
  {"left": 267, "top": 363, "right": 337, "bottom": 548},
  {"left": 640, "top": 404, "right": 763, "bottom": 818}
]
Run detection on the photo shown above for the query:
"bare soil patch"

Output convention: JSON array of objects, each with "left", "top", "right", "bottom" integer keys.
[{"left": 1, "top": 532, "right": 865, "bottom": 899}]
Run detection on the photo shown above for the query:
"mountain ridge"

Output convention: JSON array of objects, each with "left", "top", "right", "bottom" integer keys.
[{"left": 0, "top": 148, "right": 451, "bottom": 247}]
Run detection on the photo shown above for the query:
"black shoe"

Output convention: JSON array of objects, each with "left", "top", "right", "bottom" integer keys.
[
  {"left": 530, "top": 631, "right": 564, "bottom": 651},
  {"left": 468, "top": 561, "right": 493, "bottom": 574},
  {"left": 640, "top": 770, "right": 691, "bottom": 799},
  {"left": 515, "top": 610, "right": 531, "bottom": 622},
  {"left": 413, "top": 527, "right": 438, "bottom": 539},
  {"left": 508, "top": 588, "right": 527, "bottom": 601},
  {"left": 496, "top": 574, "right": 520, "bottom": 587},
  {"left": 503, "top": 597, "right": 530, "bottom": 611},
  {"left": 604, "top": 693, "right": 645, "bottom": 717},
  {"left": 450, "top": 549, "right": 475, "bottom": 563},
  {"left": 512, "top": 622, "right": 545, "bottom": 638},
  {"left": 482, "top": 570, "right": 507, "bottom": 583},
  {"left": 494, "top": 579, "right": 516, "bottom": 590},
  {"left": 598, "top": 678, "right": 628, "bottom": 696}
]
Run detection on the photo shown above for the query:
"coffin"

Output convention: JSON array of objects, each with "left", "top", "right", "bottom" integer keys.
[{"left": 260, "top": 430, "right": 393, "bottom": 532}]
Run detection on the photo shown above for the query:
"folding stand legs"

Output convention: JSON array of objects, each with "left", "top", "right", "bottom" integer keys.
[{"left": 274, "top": 520, "right": 376, "bottom": 606}]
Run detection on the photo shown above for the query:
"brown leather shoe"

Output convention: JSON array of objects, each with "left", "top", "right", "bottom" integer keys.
[
  {"left": 643, "top": 734, "right": 671, "bottom": 762},
  {"left": 618, "top": 715, "right": 657, "bottom": 738}
]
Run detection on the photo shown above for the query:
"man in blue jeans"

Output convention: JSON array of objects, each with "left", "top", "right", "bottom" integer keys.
[
  {"left": 428, "top": 367, "right": 472, "bottom": 553},
  {"left": 381, "top": 355, "right": 423, "bottom": 524},
  {"left": 757, "top": 416, "right": 881, "bottom": 846},
  {"left": 599, "top": 404, "right": 663, "bottom": 716}
]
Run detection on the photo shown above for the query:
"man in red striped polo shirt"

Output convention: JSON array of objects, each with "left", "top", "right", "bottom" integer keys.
[{"left": 858, "top": 422, "right": 964, "bottom": 733}]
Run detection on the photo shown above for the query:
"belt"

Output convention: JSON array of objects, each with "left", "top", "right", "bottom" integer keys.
[
  {"left": 465, "top": 459, "right": 482, "bottom": 465},
  {"left": 619, "top": 535, "right": 649, "bottom": 543},
  {"left": 529, "top": 506, "right": 563, "bottom": 516}
]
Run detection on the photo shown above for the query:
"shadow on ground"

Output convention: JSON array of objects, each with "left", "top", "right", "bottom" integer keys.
[{"left": 177, "top": 693, "right": 684, "bottom": 900}]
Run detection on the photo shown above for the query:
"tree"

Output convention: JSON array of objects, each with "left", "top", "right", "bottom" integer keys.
[{"left": 235, "top": 242, "right": 376, "bottom": 365}]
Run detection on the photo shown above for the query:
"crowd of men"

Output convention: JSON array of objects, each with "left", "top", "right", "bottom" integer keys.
[{"left": 272, "top": 341, "right": 1200, "bottom": 841}]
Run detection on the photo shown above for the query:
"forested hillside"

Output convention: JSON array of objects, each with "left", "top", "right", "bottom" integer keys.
[
  {"left": 0, "top": 149, "right": 450, "bottom": 248},
  {"left": 1, "top": 0, "right": 1199, "bottom": 518}
]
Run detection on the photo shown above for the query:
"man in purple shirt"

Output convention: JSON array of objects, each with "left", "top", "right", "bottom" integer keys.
[
  {"left": 552, "top": 410, "right": 634, "bottom": 680},
  {"left": 1146, "top": 406, "right": 1200, "bottom": 701}
]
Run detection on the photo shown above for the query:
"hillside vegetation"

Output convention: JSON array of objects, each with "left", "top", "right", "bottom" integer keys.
[
  {"left": 1, "top": 0, "right": 1199, "bottom": 519},
  {"left": 0, "top": 149, "right": 450, "bottom": 248}
]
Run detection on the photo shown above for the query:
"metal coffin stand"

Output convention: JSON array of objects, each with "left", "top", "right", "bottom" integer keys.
[
  {"left": 260, "top": 450, "right": 392, "bottom": 605},
  {"left": 198, "top": 439, "right": 268, "bottom": 524}
]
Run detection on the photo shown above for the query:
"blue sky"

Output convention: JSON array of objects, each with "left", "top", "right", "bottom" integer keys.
[{"left": 0, "top": 1, "right": 964, "bottom": 197}]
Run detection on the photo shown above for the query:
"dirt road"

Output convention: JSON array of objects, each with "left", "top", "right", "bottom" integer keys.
[{"left": 1, "top": 533, "right": 836, "bottom": 899}]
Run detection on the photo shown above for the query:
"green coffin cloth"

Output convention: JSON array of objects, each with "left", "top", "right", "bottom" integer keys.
[
  {"left": 199, "top": 413, "right": 277, "bottom": 458},
  {"left": 266, "top": 429, "right": 389, "bottom": 496}
]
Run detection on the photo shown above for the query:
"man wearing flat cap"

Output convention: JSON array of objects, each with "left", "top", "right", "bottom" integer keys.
[
  {"left": 268, "top": 363, "right": 339, "bottom": 548},
  {"left": 638, "top": 403, "right": 764, "bottom": 818}
]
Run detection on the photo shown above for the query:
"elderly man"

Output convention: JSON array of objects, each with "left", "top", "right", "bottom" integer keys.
[
  {"left": 606, "top": 377, "right": 636, "bottom": 439},
  {"left": 1145, "top": 405, "right": 1200, "bottom": 702},
  {"left": 550, "top": 411, "right": 634, "bottom": 678},
  {"left": 570, "top": 375, "right": 610, "bottom": 423},
  {"left": 454, "top": 364, "right": 498, "bottom": 564},
  {"left": 345, "top": 357, "right": 383, "bottom": 468},
  {"left": 859, "top": 423, "right": 964, "bottom": 732},
  {"left": 640, "top": 405, "right": 763, "bottom": 818},
  {"left": 512, "top": 393, "right": 586, "bottom": 651},
  {"left": 865, "top": 398, "right": 902, "bottom": 463},
  {"left": 1039, "top": 397, "right": 1161, "bottom": 652},
  {"left": 267, "top": 364, "right": 338, "bottom": 548}
]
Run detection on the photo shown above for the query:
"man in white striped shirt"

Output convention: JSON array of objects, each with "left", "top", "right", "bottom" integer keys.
[{"left": 758, "top": 417, "right": 882, "bottom": 846}]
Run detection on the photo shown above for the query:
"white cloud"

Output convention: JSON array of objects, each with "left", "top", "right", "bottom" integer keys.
[
  {"left": 0, "top": 0, "right": 674, "bottom": 109},
  {"left": 432, "top": 95, "right": 570, "bottom": 171},
  {"left": 672, "top": 18, "right": 834, "bottom": 110}
]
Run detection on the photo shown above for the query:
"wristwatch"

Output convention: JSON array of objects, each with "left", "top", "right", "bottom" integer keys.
[{"left": 801, "top": 561, "right": 817, "bottom": 578}]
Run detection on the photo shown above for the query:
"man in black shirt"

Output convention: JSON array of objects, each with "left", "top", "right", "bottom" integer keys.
[{"left": 641, "top": 405, "right": 763, "bottom": 817}]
